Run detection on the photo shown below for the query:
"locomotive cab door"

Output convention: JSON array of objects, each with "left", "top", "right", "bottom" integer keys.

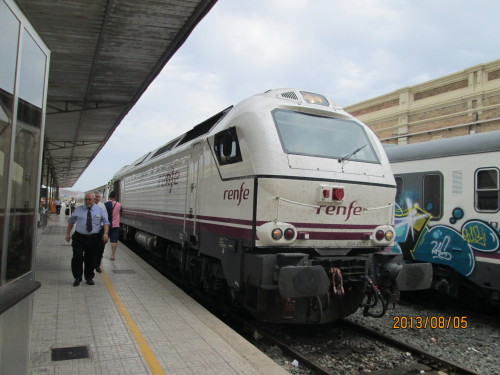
[{"left": 185, "top": 142, "right": 203, "bottom": 248}]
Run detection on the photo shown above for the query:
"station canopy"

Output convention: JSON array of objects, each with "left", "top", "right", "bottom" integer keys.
[{"left": 17, "top": 0, "right": 218, "bottom": 187}]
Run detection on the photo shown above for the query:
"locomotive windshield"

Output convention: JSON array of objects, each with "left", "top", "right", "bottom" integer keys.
[{"left": 272, "top": 109, "right": 380, "bottom": 163}]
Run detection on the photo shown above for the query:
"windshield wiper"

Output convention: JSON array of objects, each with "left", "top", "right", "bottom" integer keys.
[{"left": 338, "top": 143, "right": 367, "bottom": 163}]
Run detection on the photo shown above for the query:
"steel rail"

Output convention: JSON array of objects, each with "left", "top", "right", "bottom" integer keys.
[{"left": 343, "top": 319, "right": 482, "bottom": 375}]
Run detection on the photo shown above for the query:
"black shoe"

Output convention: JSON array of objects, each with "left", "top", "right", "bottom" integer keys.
[
  {"left": 86, "top": 280, "right": 95, "bottom": 285},
  {"left": 73, "top": 278, "right": 81, "bottom": 287},
  {"left": 95, "top": 266, "right": 102, "bottom": 273}
]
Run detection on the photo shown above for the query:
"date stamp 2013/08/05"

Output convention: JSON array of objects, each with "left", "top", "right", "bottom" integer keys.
[{"left": 393, "top": 316, "right": 468, "bottom": 329}]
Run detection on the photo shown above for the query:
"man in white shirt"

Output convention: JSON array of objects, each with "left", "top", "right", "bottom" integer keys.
[{"left": 65, "top": 192, "right": 109, "bottom": 286}]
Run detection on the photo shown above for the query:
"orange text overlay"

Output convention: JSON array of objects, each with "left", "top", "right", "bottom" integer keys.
[{"left": 393, "top": 316, "right": 468, "bottom": 329}]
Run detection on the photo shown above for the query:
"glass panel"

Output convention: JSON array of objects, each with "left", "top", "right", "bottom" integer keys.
[
  {"left": 6, "top": 123, "right": 40, "bottom": 281},
  {"left": 272, "top": 109, "right": 380, "bottom": 163},
  {"left": 6, "top": 25, "right": 47, "bottom": 281},
  {"left": 477, "top": 169, "right": 498, "bottom": 190},
  {"left": 423, "top": 174, "right": 442, "bottom": 219},
  {"left": 214, "top": 127, "right": 242, "bottom": 165},
  {"left": 0, "top": 1, "right": 19, "bottom": 95},
  {"left": 476, "top": 169, "right": 499, "bottom": 211},
  {"left": 0, "top": 1, "right": 20, "bottom": 282},
  {"left": 152, "top": 138, "right": 180, "bottom": 159},
  {"left": 395, "top": 176, "right": 403, "bottom": 205},
  {"left": 17, "top": 30, "right": 46, "bottom": 127},
  {"left": 177, "top": 107, "right": 231, "bottom": 146}
]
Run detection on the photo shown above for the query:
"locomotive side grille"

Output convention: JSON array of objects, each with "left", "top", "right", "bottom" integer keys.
[{"left": 280, "top": 91, "right": 299, "bottom": 101}]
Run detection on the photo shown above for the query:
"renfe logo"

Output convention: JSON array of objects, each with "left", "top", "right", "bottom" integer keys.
[
  {"left": 316, "top": 201, "right": 363, "bottom": 221},
  {"left": 223, "top": 182, "right": 250, "bottom": 206},
  {"left": 158, "top": 168, "right": 180, "bottom": 193}
]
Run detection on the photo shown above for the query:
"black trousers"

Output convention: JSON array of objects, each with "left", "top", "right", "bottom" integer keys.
[{"left": 71, "top": 232, "right": 99, "bottom": 281}]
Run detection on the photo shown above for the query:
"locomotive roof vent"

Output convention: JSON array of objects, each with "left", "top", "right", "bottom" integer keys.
[{"left": 280, "top": 91, "right": 299, "bottom": 101}]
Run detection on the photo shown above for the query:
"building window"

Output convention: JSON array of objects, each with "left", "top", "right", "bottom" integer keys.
[{"left": 475, "top": 168, "right": 499, "bottom": 212}]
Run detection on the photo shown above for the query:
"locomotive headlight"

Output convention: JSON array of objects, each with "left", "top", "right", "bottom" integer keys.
[
  {"left": 257, "top": 222, "right": 298, "bottom": 246},
  {"left": 272, "top": 228, "right": 283, "bottom": 240},
  {"left": 300, "top": 91, "right": 329, "bottom": 106},
  {"left": 284, "top": 228, "right": 295, "bottom": 240},
  {"left": 373, "top": 225, "right": 395, "bottom": 244}
]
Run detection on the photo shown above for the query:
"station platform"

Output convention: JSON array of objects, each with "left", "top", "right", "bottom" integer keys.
[{"left": 29, "top": 212, "right": 288, "bottom": 375}]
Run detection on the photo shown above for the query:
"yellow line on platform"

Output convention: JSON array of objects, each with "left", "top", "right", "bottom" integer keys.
[{"left": 101, "top": 271, "right": 166, "bottom": 375}]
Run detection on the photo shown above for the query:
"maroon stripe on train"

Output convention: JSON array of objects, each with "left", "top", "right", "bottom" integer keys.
[
  {"left": 302, "top": 232, "right": 370, "bottom": 240},
  {"left": 122, "top": 211, "right": 252, "bottom": 239},
  {"left": 122, "top": 209, "right": 378, "bottom": 230},
  {"left": 123, "top": 211, "right": 183, "bottom": 226},
  {"left": 473, "top": 250, "right": 500, "bottom": 259},
  {"left": 123, "top": 208, "right": 185, "bottom": 218},
  {"left": 122, "top": 211, "right": 370, "bottom": 242},
  {"left": 198, "top": 222, "right": 253, "bottom": 240},
  {"left": 122, "top": 209, "right": 253, "bottom": 226},
  {"left": 289, "top": 222, "right": 377, "bottom": 230}
]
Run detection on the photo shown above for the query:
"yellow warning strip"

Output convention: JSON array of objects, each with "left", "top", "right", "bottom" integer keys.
[{"left": 101, "top": 271, "right": 166, "bottom": 375}]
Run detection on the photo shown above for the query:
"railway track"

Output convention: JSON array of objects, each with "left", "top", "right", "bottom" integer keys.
[
  {"left": 232, "top": 316, "right": 482, "bottom": 375},
  {"left": 342, "top": 320, "right": 481, "bottom": 375},
  {"left": 127, "top": 240, "right": 491, "bottom": 375}
]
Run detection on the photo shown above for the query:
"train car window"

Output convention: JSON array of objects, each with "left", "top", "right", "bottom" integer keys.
[
  {"left": 396, "top": 173, "right": 422, "bottom": 207},
  {"left": 395, "top": 176, "right": 404, "bottom": 204},
  {"left": 177, "top": 106, "right": 232, "bottom": 147},
  {"left": 423, "top": 174, "right": 442, "bottom": 219},
  {"left": 134, "top": 152, "right": 151, "bottom": 166},
  {"left": 214, "top": 127, "right": 242, "bottom": 165},
  {"left": 475, "top": 168, "right": 499, "bottom": 212},
  {"left": 272, "top": 109, "right": 380, "bottom": 163},
  {"left": 151, "top": 138, "right": 180, "bottom": 159}
]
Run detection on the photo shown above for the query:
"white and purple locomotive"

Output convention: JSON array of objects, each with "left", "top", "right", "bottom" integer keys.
[{"left": 110, "top": 89, "right": 432, "bottom": 323}]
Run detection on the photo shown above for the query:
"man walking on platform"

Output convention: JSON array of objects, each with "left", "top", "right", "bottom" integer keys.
[
  {"left": 94, "top": 191, "right": 108, "bottom": 273},
  {"left": 65, "top": 192, "right": 109, "bottom": 286},
  {"left": 55, "top": 199, "right": 62, "bottom": 215},
  {"left": 105, "top": 191, "right": 122, "bottom": 261}
]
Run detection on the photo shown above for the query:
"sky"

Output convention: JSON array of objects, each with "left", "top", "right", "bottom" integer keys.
[{"left": 71, "top": 0, "right": 500, "bottom": 192}]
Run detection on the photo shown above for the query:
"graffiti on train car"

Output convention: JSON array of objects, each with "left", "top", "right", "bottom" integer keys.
[
  {"left": 390, "top": 203, "right": 500, "bottom": 277},
  {"left": 158, "top": 168, "right": 180, "bottom": 193},
  {"left": 462, "top": 220, "right": 500, "bottom": 251}
]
